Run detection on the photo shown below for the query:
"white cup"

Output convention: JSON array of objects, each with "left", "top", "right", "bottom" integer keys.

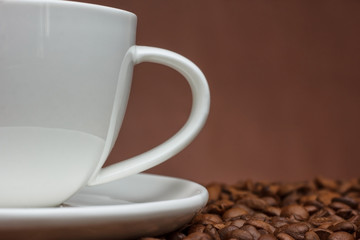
[{"left": 0, "top": 0, "right": 210, "bottom": 207}]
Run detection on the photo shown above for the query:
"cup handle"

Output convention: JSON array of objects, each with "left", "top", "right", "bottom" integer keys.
[{"left": 88, "top": 46, "right": 210, "bottom": 185}]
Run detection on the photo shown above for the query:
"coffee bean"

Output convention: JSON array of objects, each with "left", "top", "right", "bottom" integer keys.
[
  {"left": 238, "top": 197, "right": 268, "bottom": 211},
  {"left": 193, "top": 213, "right": 223, "bottom": 225},
  {"left": 318, "top": 222, "right": 333, "bottom": 230},
  {"left": 188, "top": 224, "right": 206, "bottom": 234},
  {"left": 150, "top": 178, "right": 360, "bottom": 240},
  {"left": 328, "top": 231, "right": 354, "bottom": 240},
  {"left": 332, "top": 197, "right": 358, "bottom": 209},
  {"left": 230, "top": 229, "right": 253, "bottom": 240},
  {"left": 231, "top": 219, "right": 246, "bottom": 228},
  {"left": 304, "top": 205, "right": 319, "bottom": 215},
  {"left": 277, "top": 232, "right": 295, "bottom": 240},
  {"left": 356, "top": 227, "right": 360, "bottom": 239},
  {"left": 336, "top": 209, "right": 356, "bottom": 219},
  {"left": 240, "top": 225, "right": 261, "bottom": 240},
  {"left": 140, "top": 238, "right": 163, "bottom": 240},
  {"left": 246, "top": 219, "right": 275, "bottom": 234},
  {"left": 233, "top": 204, "right": 255, "bottom": 215},
  {"left": 206, "top": 199, "right": 235, "bottom": 215},
  {"left": 300, "top": 195, "right": 317, "bottom": 204},
  {"left": 329, "top": 221, "right": 356, "bottom": 233},
  {"left": 315, "top": 177, "right": 338, "bottom": 191},
  {"left": 207, "top": 184, "right": 222, "bottom": 202},
  {"left": 311, "top": 209, "right": 331, "bottom": 219},
  {"left": 270, "top": 217, "right": 293, "bottom": 228},
  {"left": 167, "top": 232, "right": 187, "bottom": 240},
  {"left": 282, "top": 222, "right": 309, "bottom": 240},
  {"left": 280, "top": 204, "right": 309, "bottom": 221},
  {"left": 251, "top": 213, "right": 268, "bottom": 222},
  {"left": 258, "top": 234, "right": 276, "bottom": 240},
  {"left": 304, "top": 231, "right": 320, "bottom": 240},
  {"left": 223, "top": 207, "right": 248, "bottom": 220},
  {"left": 278, "top": 183, "right": 303, "bottom": 197},
  {"left": 309, "top": 217, "right": 329, "bottom": 228},
  {"left": 312, "top": 228, "right": 332, "bottom": 240},
  {"left": 329, "top": 201, "right": 351, "bottom": 210},
  {"left": 204, "top": 225, "right": 221, "bottom": 240},
  {"left": 261, "top": 197, "right": 278, "bottom": 206},
  {"left": 264, "top": 206, "right": 281, "bottom": 217},
  {"left": 283, "top": 192, "right": 301, "bottom": 206},
  {"left": 317, "top": 190, "right": 340, "bottom": 206},
  {"left": 183, "top": 232, "right": 213, "bottom": 240},
  {"left": 213, "top": 223, "right": 227, "bottom": 230},
  {"left": 219, "top": 225, "right": 240, "bottom": 239}
]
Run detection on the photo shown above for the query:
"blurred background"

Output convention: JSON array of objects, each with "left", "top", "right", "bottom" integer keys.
[{"left": 76, "top": 0, "right": 360, "bottom": 184}]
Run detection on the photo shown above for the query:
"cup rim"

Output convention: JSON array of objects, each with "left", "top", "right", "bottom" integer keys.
[{"left": 1, "top": 0, "right": 137, "bottom": 19}]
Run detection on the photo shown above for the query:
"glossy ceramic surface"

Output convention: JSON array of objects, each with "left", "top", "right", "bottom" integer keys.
[
  {"left": 0, "top": 174, "right": 208, "bottom": 239},
  {"left": 0, "top": 0, "right": 209, "bottom": 207}
]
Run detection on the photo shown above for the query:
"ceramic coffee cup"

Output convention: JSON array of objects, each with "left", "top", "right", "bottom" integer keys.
[{"left": 0, "top": 0, "right": 210, "bottom": 207}]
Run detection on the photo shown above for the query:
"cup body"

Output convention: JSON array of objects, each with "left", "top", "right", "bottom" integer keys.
[{"left": 0, "top": 0, "right": 137, "bottom": 207}]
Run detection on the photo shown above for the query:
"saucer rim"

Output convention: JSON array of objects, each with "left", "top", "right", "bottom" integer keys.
[{"left": 0, "top": 173, "right": 209, "bottom": 214}]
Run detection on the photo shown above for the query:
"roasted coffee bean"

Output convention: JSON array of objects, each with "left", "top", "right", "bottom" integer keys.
[
  {"left": 336, "top": 209, "right": 356, "bottom": 219},
  {"left": 246, "top": 219, "right": 275, "bottom": 234},
  {"left": 280, "top": 204, "right": 309, "bottom": 221},
  {"left": 251, "top": 213, "right": 268, "bottom": 221},
  {"left": 283, "top": 192, "right": 301, "bottom": 206},
  {"left": 309, "top": 217, "right": 332, "bottom": 228},
  {"left": 327, "top": 231, "right": 354, "bottom": 240},
  {"left": 213, "top": 223, "right": 227, "bottom": 230},
  {"left": 277, "top": 232, "right": 295, "bottom": 240},
  {"left": 240, "top": 225, "right": 261, "bottom": 240},
  {"left": 329, "top": 201, "right": 351, "bottom": 210},
  {"left": 225, "top": 186, "right": 255, "bottom": 201},
  {"left": 317, "top": 190, "right": 340, "bottom": 206},
  {"left": 238, "top": 197, "right": 268, "bottom": 211},
  {"left": 188, "top": 224, "right": 206, "bottom": 234},
  {"left": 257, "top": 234, "right": 276, "bottom": 240},
  {"left": 219, "top": 225, "right": 240, "bottom": 240},
  {"left": 356, "top": 227, "right": 360, "bottom": 239},
  {"left": 263, "top": 184, "right": 280, "bottom": 196},
  {"left": 183, "top": 232, "right": 213, "bottom": 240},
  {"left": 348, "top": 214, "right": 360, "bottom": 226},
  {"left": 281, "top": 222, "right": 309, "bottom": 240},
  {"left": 264, "top": 206, "right": 281, "bottom": 217},
  {"left": 148, "top": 178, "right": 360, "bottom": 240},
  {"left": 311, "top": 209, "right": 331, "bottom": 219},
  {"left": 304, "top": 231, "right": 320, "bottom": 240},
  {"left": 261, "top": 197, "right": 278, "bottom": 207},
  {"left": 300, "top": 195, "right": 317, "bottom": 204},
  {"left": 140, "top": 238, "right": 163, "bottom": 240},
  {"left": 312, "top": 228, "right": 333, "bottom": 240},
  {"left": 193, "top": 213, "right": 223, "bottom": 225},
  {"left": 204, "top": 225, "right": 221, "bottom": 240},
  {"left": 329, "top": 221, "right": 356, "bottom": 233},
  {"left": 278, "top": 183, "right": 303, "bottom": 197},
  {"left": 167, "top": 232, "right": 187, "bottom": 240},
  {"left": 270, "top": 217, "right": 293, "bottom": 228},
  {"left": 233, "top": 204, "right": 255, "bottom": 215},
  {"left": 207, "top": 184, "right": 222, "bottom": 202},
  {"left": 231, "top": 219, "right": 246, "bottom": 228},
  {"left": 229, "top": 229, "right": 253, "bottom": 240},
  {"left": 304, "top": 205, "right": 319, "bottom": 215},
  {"left": 223, "top": 207, "right": 248, "bottom": 220},
  {"left": 206, "top": 199, "right": 235, "bottom": 215},
  {"left": 315, "top": 177, "right": 338, "bottom": 191},
  {"left": 332, "top": 197, "right": 358, "bottom": 209}
]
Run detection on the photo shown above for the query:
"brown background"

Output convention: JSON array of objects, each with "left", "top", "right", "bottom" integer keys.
[{"left": 76, "top": 0, "right": 360, "bottom": 184}]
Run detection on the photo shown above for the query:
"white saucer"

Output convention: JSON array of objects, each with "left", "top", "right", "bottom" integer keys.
[{"left": 0, "top": 173, "right": 208, "bottom": 240}]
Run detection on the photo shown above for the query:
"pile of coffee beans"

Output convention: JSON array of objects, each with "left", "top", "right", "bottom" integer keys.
[{"left": 141, "top": 177, "right": 360, "bottom": 240}]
